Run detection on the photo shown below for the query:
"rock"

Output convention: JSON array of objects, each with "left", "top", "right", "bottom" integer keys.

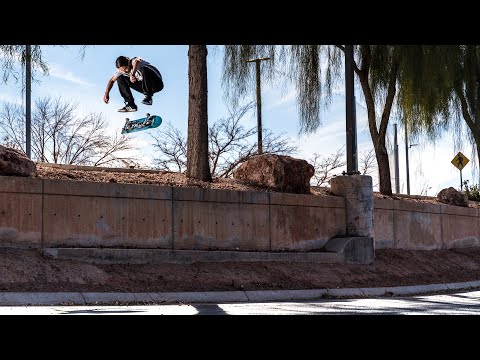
[
  {"left": 437, "top": 187, "right": 468, "bottom": 207},
  {"left": 233, "top": 154, "right": 315, "bottom": 194},
  {"left": 0, "top": 145, "right": 36, "bottom": 177}
]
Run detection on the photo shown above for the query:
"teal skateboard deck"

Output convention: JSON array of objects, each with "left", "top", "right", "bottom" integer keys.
[{"left": 121, "top": 113, "right": 162, "bottom": 134}]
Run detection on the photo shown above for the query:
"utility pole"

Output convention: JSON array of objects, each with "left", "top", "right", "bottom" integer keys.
[
  {"left": 26, "top": 45, "right": 32, "bottom": 159},
  {"left": 404, "top": 122, "right": 418, "bottom": 195},
  {"left": 246, "top": 57, "right": 270, "bottom": 155},
  {"left": 394, "top": 123, "right": 400, "bottom": 193},
  {"left": 405, "top": 122, "right": 410, "bottom": 195},
  {"left": 353, "top": 94, "right": 358, "bottom": 171},
  {"left": 345, "top": 45, "right": 358, "bottom": 174}
]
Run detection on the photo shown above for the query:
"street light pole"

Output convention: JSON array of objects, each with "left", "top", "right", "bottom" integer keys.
[
  {"left": 246, "top": 57, "right": 271, "bottom": 155},
  {"left": 405, "top": 122, "right": 410, "bottom": 195},
  {"left": 26, "top": 44, "right": 31, "bottom": 159},
  {"left": 345, "top": 45, "right": 358, "bottom": 174},
  {"left": 404, "top": 121, "right": 418, "bottom": 195},
  {"left": 394, "top": 123, "right": 400, "bottom": 193}
]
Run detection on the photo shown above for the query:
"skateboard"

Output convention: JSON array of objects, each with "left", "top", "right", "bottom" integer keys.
[{"left": 121, "top": 113, "right": 162, "bottom": 134}]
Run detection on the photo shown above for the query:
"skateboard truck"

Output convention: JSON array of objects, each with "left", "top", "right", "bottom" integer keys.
[
  {"left": 144, "top": 113, "right": 152, "bottom": 126},
  {"left": 122, "top": 118, "right": 131, "bottom": 131}
]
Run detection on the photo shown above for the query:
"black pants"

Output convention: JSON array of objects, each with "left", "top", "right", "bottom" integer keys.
[{"left": 117, "top": 67, "right": 164, "bottom": 106}]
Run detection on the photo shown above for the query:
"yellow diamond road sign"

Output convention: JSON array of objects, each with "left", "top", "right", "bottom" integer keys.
[{"left": 451, "top": 152, "right": 469, "bottom": 171}]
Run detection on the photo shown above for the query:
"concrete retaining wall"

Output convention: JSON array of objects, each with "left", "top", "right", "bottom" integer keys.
[
  {"left": 0, "top": 177, "right": 42, "bottom": 248},
  {"left": 1, "top": 176, "right": 478, "bottom": 251},
  {"left": 0, "top": 176, "right": 345, "bottom": 251},
  {"left": 374, "top": 197, "right": 480, "bottom": 250}
]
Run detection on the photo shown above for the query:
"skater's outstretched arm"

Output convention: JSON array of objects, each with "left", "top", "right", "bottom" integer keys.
[{"left": 103, "top": 75, "right": 117, "bottom": 104}]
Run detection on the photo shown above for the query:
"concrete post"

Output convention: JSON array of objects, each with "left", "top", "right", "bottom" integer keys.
[{"left": 330, "top": 175, "right": 374, "bottom": 238}]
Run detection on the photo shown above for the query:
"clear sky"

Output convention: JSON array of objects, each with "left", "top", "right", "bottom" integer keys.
[{"left": 0, "top": 45, "right": 475, "bottom": 196}]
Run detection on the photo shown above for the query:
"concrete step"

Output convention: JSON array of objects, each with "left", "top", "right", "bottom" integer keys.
[{"left": 43, "top": 247, "right": 344, "bottom": 265}]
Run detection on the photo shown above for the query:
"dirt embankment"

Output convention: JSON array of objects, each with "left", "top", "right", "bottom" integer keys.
[{"left": 1, "top": 247, "right": 480, "bottom": 293}]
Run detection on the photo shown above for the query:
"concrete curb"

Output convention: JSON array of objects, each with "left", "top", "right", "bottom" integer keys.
[{"left": 1, "top": 280, "right": 480, "bottom": 306}]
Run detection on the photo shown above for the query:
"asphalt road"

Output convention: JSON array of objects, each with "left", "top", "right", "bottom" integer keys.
[{"left": 2, "top": 290, "right": 480, "bottom": 315}]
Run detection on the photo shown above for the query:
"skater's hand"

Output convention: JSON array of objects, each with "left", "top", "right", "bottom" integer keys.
[
  {"left": 130, "top": 73, "right": 136, "bottom": 83},
  {"left": 103, "top": 94, "right": 109, "bottom": 104}
]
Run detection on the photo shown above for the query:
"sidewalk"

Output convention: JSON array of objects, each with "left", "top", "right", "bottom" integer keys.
[{"left": 1, "top": 280, "right": 480, "bottom": 306}]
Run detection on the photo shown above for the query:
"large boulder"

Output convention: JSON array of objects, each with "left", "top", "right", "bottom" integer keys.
[
  {"left": 437, "top": 187, "right": 468, "bottom": 207},
  {"left": 233, "top": 154, "right": 315, "bottom": 194},
  {"left": 0, "top": 145, "right": 36, "bottom": 177}
]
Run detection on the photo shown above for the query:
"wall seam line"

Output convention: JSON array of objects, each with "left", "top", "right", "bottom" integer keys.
[
  {"left": 171, "top": 187, "right": 175, "bottom": 250},
  {"left": 41, "top": 179, "right": 45, "bottom": 249},
  {"left": 440, "top": 206, "right": 445, "bottom": 249},
  {"left": 268, "top": 192, "right": 271, "bottom": 251},
  {"left": 393, "top": 202, "right": 396, "bottom": 249}
]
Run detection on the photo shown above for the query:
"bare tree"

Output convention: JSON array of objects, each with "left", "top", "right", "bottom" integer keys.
[
  {"left": 307, "top": 147, "right": 379, "bottom": 189},
  {"left": 413, "top": 162, "right": 433, "bottom": 196},
  {"left": 419, "top": 180, "right": 432, "bottom": 196},
  {"left": 0, "top": 103, "right": 25, "bottom": 152},
  {"left": 0, "top": 96, "right": 139, "bottom": 167},
  {"left": 151, "top": 102, "right": 297, "bottom": 177},
  {"left": 358, "top": 149, "right": 376, "bottom": 176},
  {"left": 209, "top": 102, "right": 256, "bottom": 176},
  {"left": 150, "top": 123, "right": 188, "bottom": 172},
  {"left": 309, "top": 147, "right": 346, "bottom": 186},
  {"left": 358, "top": 148, "right": 380, "bottom": 191},
  {"left": 216, "top": 128, "right": 298, "bottom": 178}
]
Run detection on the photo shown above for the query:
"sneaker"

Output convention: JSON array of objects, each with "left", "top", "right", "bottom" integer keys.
[
  {"left": 118, "top": 104, "right": 137, "bottom": 112},
  {"left": 142, "top": 95, "right": 153, "bottom": 105}
]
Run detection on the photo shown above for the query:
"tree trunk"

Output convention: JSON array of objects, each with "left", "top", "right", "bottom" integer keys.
[
  {"left": 454, "top": 84, "right": 480, "bottom": 185},
  {"left": 467, "top": 123, "right": 480, "bottom": 185},
  {"left": 186, "top": 45, "right": 212, "bottom": 182},
  {"left": 356, "top": 47, "right": 397, "bottom": 196},
  {"left": 475, "top": 143, "right": 480, "bottom": 185},
  {"left": 374, "top": 139, "right": 392, "bottom": 195},
  {"left": 358, "top": 75, "right": 393, "bottom": 196}
]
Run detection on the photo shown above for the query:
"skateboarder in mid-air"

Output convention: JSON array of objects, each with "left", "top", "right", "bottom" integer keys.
[{"left": 103, "top": 55, "right": 164, "bottom": 112}]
